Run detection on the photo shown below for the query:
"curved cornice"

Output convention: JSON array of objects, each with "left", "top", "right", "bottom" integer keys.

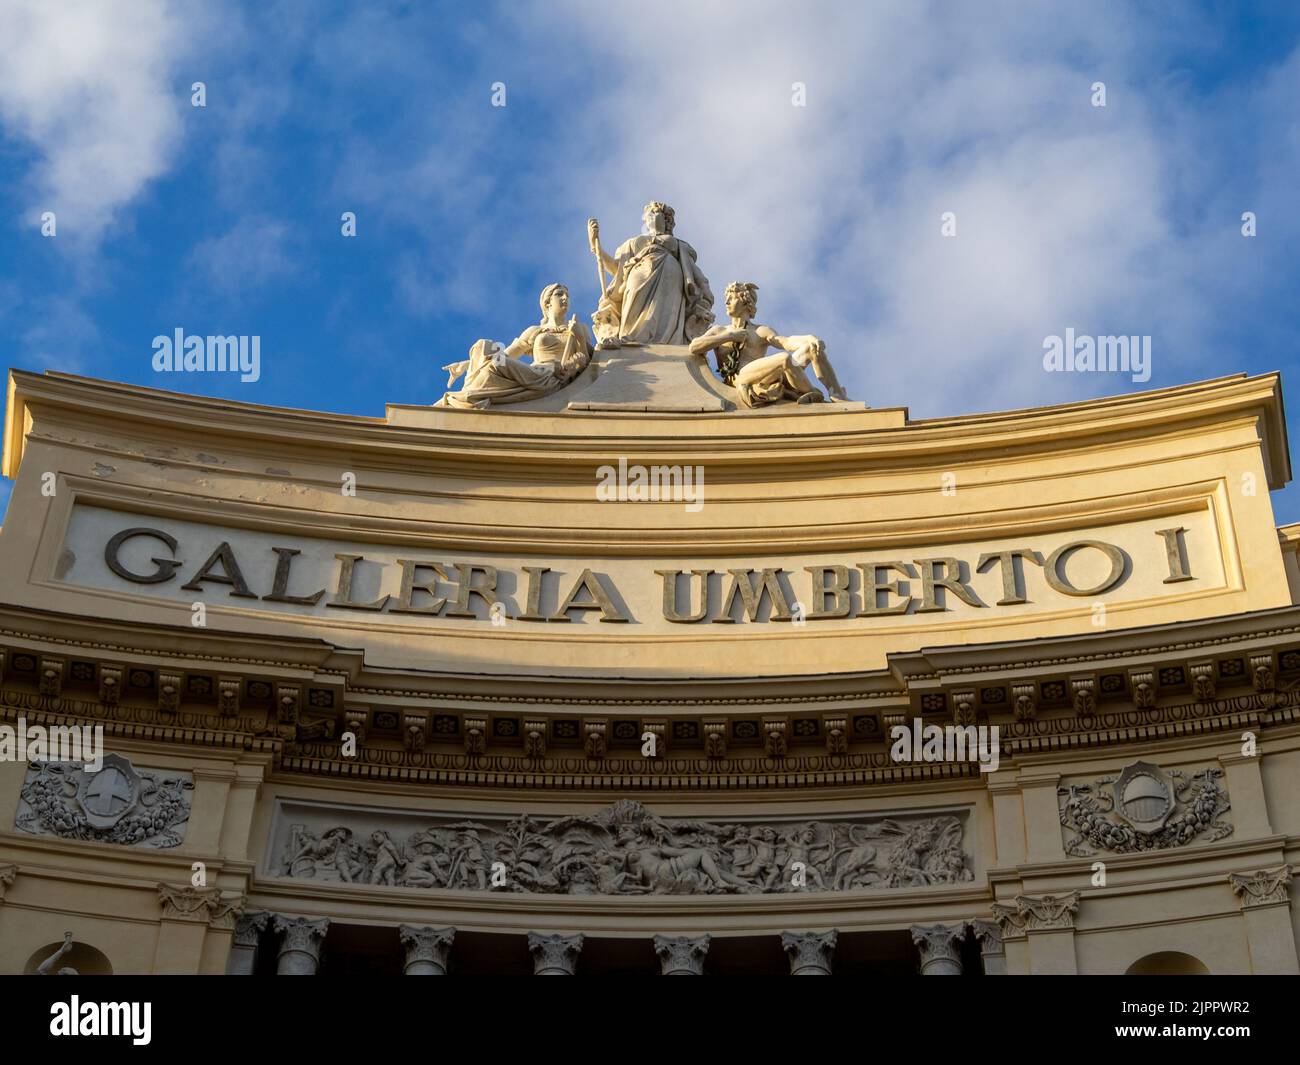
[
  {"left": 3, "top": 601, "right": 1299, "bottom": 702},
  {"left": 5, "top": 368, "right": 1291, "bottom": 487}
]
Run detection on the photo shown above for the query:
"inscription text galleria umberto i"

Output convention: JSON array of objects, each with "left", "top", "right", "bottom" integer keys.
[{"left": 102, "top": 524, "right": 1196, "bottom": 623}]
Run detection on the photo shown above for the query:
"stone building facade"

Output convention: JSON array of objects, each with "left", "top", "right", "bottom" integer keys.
[{"left": 0, "top": 363, "right": 1296, "bottom": 974}]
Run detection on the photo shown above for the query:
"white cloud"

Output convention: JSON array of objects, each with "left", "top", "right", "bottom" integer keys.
[
  {"left": 187, "top": 214, "right": 300, "bottom": 295},
  {"left": 0, "top": 0, "right": 188, "bottom": 240},
  {"left": 499, "top": 0, "right": 1291, "bottom": 414}
]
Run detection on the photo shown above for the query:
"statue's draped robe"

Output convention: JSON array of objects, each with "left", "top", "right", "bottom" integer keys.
[
  {"left": 596, "top": 234, "right": 714, "bottom": 345},
  {"left": 439, "top": 326, "right": 591, "bottom": 410},
  {"left": 733, "top": 350, "right": 795, "bottom": 408}
]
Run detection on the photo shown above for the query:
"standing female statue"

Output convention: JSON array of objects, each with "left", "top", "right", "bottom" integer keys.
[
  {"left": 588, "top": 201, "right": 714, "bottom": 346},
  {"left": 439, "top": 283, "right": 594, "bottom": 409}
]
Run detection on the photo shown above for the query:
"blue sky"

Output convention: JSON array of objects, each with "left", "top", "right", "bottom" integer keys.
[{"left": 2, "top": 1, "right": 1299, "bottom": 521}]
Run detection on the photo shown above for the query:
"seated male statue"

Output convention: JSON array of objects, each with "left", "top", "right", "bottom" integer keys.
[{"left": 689, "top": 281, "right": 847, "bottom": 407}]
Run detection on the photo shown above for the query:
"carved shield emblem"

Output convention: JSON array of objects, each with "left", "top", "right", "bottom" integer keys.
[
  {"left": 75, "top": 753, "right": 140, "bottom": 829},
  {"left": 1112, "top": 761, "right": 1174, "bottom": 835}
]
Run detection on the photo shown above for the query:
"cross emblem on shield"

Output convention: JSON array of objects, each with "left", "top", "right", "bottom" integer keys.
[{"left": 76, "top": 754, "right": 140, "bottom": 829}]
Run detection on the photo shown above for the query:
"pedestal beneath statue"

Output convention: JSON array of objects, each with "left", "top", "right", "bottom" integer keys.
[
  {"left": 556, "top": 344, "right": 733, "bottom": 413},
  {"left": 404, "top": 344, "right": 868, "bottom": 419}
]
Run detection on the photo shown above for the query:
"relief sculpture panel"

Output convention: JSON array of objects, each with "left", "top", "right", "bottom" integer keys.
[
  {"left": 16, "top": 754, "right": 193, "bottom": 848},
  {"left": 270, "top": 798, "right": 973, "bottom": 896},
  {"left": 1057, "top": 760, "right": 1231, "bottom": 857}
]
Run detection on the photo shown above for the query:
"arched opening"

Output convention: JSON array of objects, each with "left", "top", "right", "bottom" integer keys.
[
  {"left": 1125, "top": 951, "right": 1210, "bottom": 975},
  {"left": 23, "top": 939, "right": 114, "bottom": 976}
]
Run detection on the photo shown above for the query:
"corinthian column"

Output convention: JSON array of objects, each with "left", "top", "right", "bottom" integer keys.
[
  {"left": 226, "top": 911, "right": 269, "bottom": 975},
  {"left": 911, "top": 923, "right": 966, "bottom": 975},
  {"left": 654, "top": 934, "right": 710, "bottom": 975},
  {"left": 781, "top": 930, "right": 838, "bottom": 975},
  {"left": 528, "top": 932, "right": 583, "bottom": 975},
  {"left": 968, "top": 919, "right": 1006, "bottom": 976},
  {"left": 272, "top": 915, "right": 330, "bottom": 975},
  {"left": 1016, "top": 892, "right": 1080, "bottom": 975},
  {"left": 1229, "top": 866, "right": 1298, "bottom": 974},
  {"left": 399, "top": 925, "right": 455, "bottom": 975}
]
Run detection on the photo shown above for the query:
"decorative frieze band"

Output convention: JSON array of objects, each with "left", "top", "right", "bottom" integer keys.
[
  {"left": 1, "top": 674, "right": 1294, "bottom": 796},
  {"left": 271, "top": 798, "right": 972, "bottom": 897}
]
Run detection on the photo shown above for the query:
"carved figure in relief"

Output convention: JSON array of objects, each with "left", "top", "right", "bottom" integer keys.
[
  {"left": 557, "top": 859, "right": 600, "bottom": 894},
  {"left": 439, "top": 284, "right": 594, "bottom": 409},
  {"left": 925, "top": 819, "right": 976, "bottom": 883},
  {"left": 884, "top": 820, "right": 944, "bottom": 887},
  {"left": 690, "top": 282, "right": 847, "bottom": 406},
  {"left": 368, "top": 830, "right": 402, "bottom": 886},
  {"left": 286, "top": 825, "right": 365, "bottom": 882},
  {"left": 591, "top": 849, "right": 632, "bottom": 894},
  {"left": 616, "top": 824, "right": 750, "bottom": 893},
  {"left": 446, "top": 829, "right": 489, "bottom": 890},
  {"left": 726, "top": 826, "right": 783, "bottom": 888},
  {"left": 400, "top": 837, "right": 450, "bottom": 888},
  {"left": 779, "top": 825, "right": 831, "bottom": 890},
  {"left": 830, "top": 827, "right": 881, "bottom": 890}
]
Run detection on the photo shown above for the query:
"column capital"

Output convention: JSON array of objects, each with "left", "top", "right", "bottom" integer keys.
[
  {"left": 781, "top": 930, "right": 837, "bottom": 975},
  {"left": 968, "top": 918, "right": 1004, "bottom": 956},
  {"left": 158, "top": 883, "right": 242, "bottom": 928},
  {"left": 991, "top": 902, "right": 1027, "bottom": 941},
  {"left": 1229, "top": 865, "right": 1293, "bottom": 910},
  {"left": 226, "top": 910, "right": 269, "bottom": 975},
  {"left": 654, "top": 934, "right": 711, "bottom": 976},
  {"left": 911, "top": 922, "right": 965, "bottom": 975},
  {"left": 272, "top": 914, "right": 330, "bottom": 970},
  {"left": 210, "top": 895, "right": 245, "bottom": 931},
  {"left": 400, "top": 925, "right": 455, "bottom": 974},
  {"left": 233, "top": 910, "right": 270, "bottom": 948},
  {"left": 1016, "top": 891, "right": 1081, "bottom": 932},
  {"left": 528, "top": 932, "right": 583, "bottom": 975},
  {"left": 0, "top": 863, "right": 16, "bottom": 903}
]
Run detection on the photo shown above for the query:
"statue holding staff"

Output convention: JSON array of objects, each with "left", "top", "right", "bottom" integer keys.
[{"left": 587, "top": 201, "right": 714, "bottom": 347}]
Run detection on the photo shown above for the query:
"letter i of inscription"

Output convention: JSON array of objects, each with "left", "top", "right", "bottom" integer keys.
[{"left": 1155, "top": 528, "right": 1193, "bottom": 584}]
